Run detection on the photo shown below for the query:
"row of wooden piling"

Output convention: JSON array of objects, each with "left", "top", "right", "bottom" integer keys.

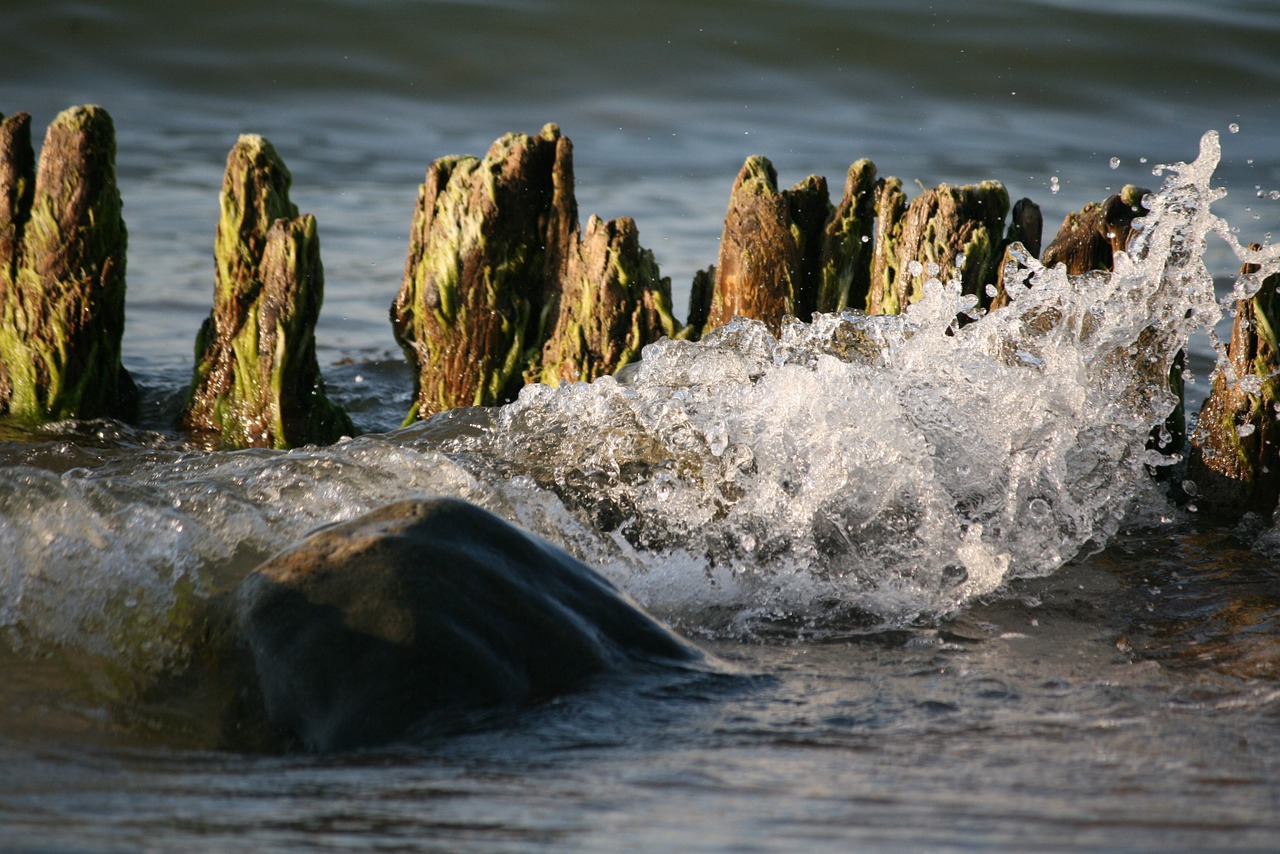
[{"left": 0, "top": 105, "right": 1275, "bottom": 520}]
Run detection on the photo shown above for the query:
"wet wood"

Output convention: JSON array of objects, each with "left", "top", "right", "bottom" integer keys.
[
  {"left": 816, "top": 158, "right": 878, "bottom": 313},
  {"left": 702, "top": 156, "right": 831, "bottom": 334},
  {"left": 867, "top": 179, "right": 1010, "bottom": 315},
  {"left": 182, "top": 134, "right": 353, "bottom": 449},
  {"left": 392, "top": 125, "right": 570, "bottom": 420},
  {"left": 1187, "top": 249, "right": 1280, "bottom": 519},
  {"left": 989, "top": 197, "right": 1043, "bottom": 311},
  {"left": 393, "top": 125, "right": 678, "bottom": 420},
  {"left": 1041, "top": 184, "right": 1148, "bottom": 274},
  {"left": 537, "top": 214, "right": 680, "bottom": 386},
  {"left": 0, "top": 106, "right": 138, "bottom": 423}
]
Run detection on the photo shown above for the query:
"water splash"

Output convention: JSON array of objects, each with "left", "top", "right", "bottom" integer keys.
[
  {"left": 446, "top": 130, "right": 1280, "bottom": 634},
  {"left": 1, "top": 131, "right": 1278, "bottom": 666}
]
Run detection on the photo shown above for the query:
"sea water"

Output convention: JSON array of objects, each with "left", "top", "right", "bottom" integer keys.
[{"left": 3, "top": 1, "right": 1280, "bottom": 851}]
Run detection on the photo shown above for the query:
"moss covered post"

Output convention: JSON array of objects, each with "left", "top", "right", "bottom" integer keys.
[
  {"left": 702, "top": 157, "right": 831, "bottom": 335},
  {"left": 0, "top": 106, "right": 138, "bottom": 423},
  {"left": 392, "top": 126, "right": 569, "bottom": 421},
  {"left": 393, "top": 125, "right": 679, "bottom": 420},
  {"left": 1187, "top": 253, "right": 1280, "bottom": 519},
  {"left": 182, "top": 134, "right": 353, "bottom": 449},
  {"left": 816, "top": 159, "right": 879, "bottom": 314},
  {"left": 866, "top": 180, "right": 1010, "bottom": 315},
  {"left": 537, "top": 214, "right": 680, "bottom": 386}
]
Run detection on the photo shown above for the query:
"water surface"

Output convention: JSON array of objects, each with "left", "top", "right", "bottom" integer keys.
[{"left": 2, "top": 1, "right": 1280, "bottom": 851}]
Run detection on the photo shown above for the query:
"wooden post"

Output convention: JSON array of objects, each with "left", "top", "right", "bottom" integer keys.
[
  {"left": 1187, "top": 251, "right": 1280, "bottom": 518},
  {"left": 392, "top": 125, "right": 678, "bottom": 420},
  {"left": 816, "top": 158, "right": 878, "bottom": 314},
  {"left": 182, "top": 134, "right": 353, "bottom": 449},
  {"left": 0, "top": 106, "right": 138, "bottom": 423},
  {"left": 866, "top": 180, "right": 1010, "bottom": 315},
  {"left": 537, "top": 214, "right": 680, "bottom": 386},
  {"left": 703, "top": 156, "right": 832, "bottom": 334},
  {"left": 1041, "top": 184, "right": 1148, "bottom": 273},
  {"left": 391, "top": 125, "right": 570, "bottom": 420}
]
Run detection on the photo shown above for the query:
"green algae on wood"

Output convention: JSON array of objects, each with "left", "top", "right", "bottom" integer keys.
[
  {"left": 0, "top": 106, "right": 138, "bottom": 424},
  {"left": 816, "top": 158, "right": 878, "bottom": 314},
  {"left": 392, "top": 125, "right": 569, "bottom": 421},
  {"left": 867, "top": 179, "right": 1010, "bottom": 316},
  {"left": 538, "top": 214, "right": 680, "bottom": 386},
  {"left": 393, "top": 125, "right": 678, "bottom": 420},
  {"left": 1187, "top": 252, "right": 1280, "bottom": 519},
  {"left": 703, "top": 156, "right": 832, "bottom": 335},
  {"left": 182, "top": 134, "right": 353, "bottom": 449}
]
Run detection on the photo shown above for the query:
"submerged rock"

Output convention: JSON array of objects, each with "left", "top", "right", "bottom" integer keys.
[
  {"left": 231, "top": 497, "right": 699, "bottom": 752},
  {"left": 0, "top": 106, "right": 138, "bottom": 423}
]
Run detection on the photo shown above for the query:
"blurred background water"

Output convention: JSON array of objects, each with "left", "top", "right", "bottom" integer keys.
[{"left": 3, "top": 1, "right": 1280, "bottom": 851}]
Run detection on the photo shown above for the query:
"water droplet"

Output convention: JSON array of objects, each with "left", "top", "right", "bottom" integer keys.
[
  {"left": 1109, "top": 157, "right": 1121, "bottom": 170},
  {"left": 1049, "top": 176, "right": 1060, "bottom": 194},
  {"left": 907, "top": 260, "right": 924, "bottom": 277},
  {"left": 1229, "top": 122, "right": 1241, "bottom": 134},
  {"left": 1237, "top": 423, "right": 1257, "bottom": 438}
]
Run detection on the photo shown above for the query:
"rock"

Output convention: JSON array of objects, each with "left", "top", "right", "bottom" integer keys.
[
  {"left": 182, "top": 134, "right": 353, "bottom": 449},
  {"left": 0, "top": 106, "right": 138, "bottom": 423},
  {"left": 232, "top": 497, "right": 699, "bottom": 752}
]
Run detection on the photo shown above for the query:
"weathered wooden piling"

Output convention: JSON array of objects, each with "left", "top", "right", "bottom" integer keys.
[
  {"left": 1041, "top": 184, "right": 1148, "bottom": 273},
  {"left": 392, "top": 124, "right": 678, "bottom": 421},
  {"left": 537, "top": 214, "right": 680, "bottom": 386},
  {"left": 182, "top": 134, "right": 353, "bottom": 449},
  {"left": 0, "top": 106, "right": 138, "bottom": 423},
  {"left": 816, "top": 159, "right": 879, "bottom": 314},
  {"left": 1186, "top": 252, "right": 1280, "bottom": 519},
  {"left": 701, "top": 157, "right": 831, "bottom": 335},
  {"left": 866, "top": 180, "right": 1010, "bottom": 315}
]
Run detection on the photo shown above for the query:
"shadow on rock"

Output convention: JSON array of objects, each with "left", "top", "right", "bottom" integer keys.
[{"left": 222, "top": 497, "right": 702, "bottom": 753}]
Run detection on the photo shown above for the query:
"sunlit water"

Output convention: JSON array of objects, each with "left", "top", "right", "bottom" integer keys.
[{"left": 3, "top": 0, "right": 1280, "bottom": 851}]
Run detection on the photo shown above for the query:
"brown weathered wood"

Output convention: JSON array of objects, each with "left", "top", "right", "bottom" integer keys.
[
  {"left": 393, "top": 125, "right": 678, "bottom": 420},
  {"left": 537, "top": 214, "right": 679, "bottom": 386},
  {"left": 817, "top": 158, "right": 878, "bottom": 314},
  {"left": 866, "top": 180, "right": 1010, "bottom": 316},
  {"left": 686, "top": 265, "right": 715, "bottom": 339},
  {"left": 0, "top": 106, "right": 137, "bottom": 423},
  {"left": 1041, "top": 184, "right": 1148, "bottom": 274},
  {"left": 182, "top": 134, "right": 353, "bottom": 449},
  {"left": 704, "top": 156, "right": 831, "bottom": 334},
  {"left": 989, "top": 197, "right": 1043, "bottom": 311},
  {"left": 1186, "top": 250, "right": 1280, "bottom": 519},
  {"left": 391, "top": 125, "right": 569, "bottom": 420}
]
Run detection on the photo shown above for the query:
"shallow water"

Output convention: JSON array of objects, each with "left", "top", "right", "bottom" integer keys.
[{"left": 3, "top": 0, "right": 1280, "bottom": 851}]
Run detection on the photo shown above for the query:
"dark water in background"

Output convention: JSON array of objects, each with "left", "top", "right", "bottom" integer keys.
[{"left": 3, "top": 1, "right": 1280, "bottom": 851}]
